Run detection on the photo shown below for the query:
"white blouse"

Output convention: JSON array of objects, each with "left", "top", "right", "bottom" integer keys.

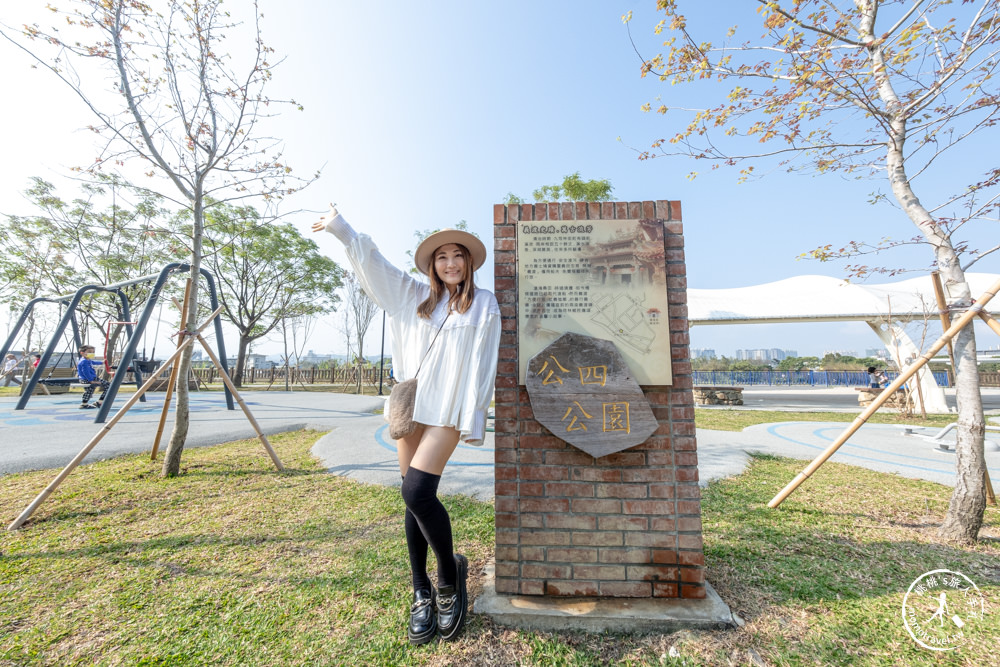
[{"left": 325, "top": 213, "right": 501, "bottom": 443}]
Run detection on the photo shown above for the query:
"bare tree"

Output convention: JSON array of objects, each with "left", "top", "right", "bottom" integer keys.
[
  {"left": 2, "top": 1, "right": 315, "bottom": 476},
  {"left": 341, "top": 272, "right": 380, "bottom": 394},
  {"left": 337, "top": 304, "right": 356, "bottom": 391},
  {"left": 630, "top": 1, "right": 999, "bottom": 540},
  {"left": 286, "top": 309, "right": 319, "bottom": 391}
]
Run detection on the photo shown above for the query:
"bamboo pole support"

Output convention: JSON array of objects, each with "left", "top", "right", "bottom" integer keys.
[
  {"left": 194, "top": 332, "right": 284, "bottom": 471},
  {"left": 147, "top": 354, "right": 181, "bottom": 458},
  {"left": 976, "top": 310, "right": 1000, "bottom": 506},
  {"left": 166, "top": 296, "right": 283, "bottom": 471},
  {"left": 978, "top": 311, "right": 1000, "bottom": 338},
  {"left": 7, "top": 308, "right": 223, "bottom": 531},
  {"left": 769, "top": 276, "right": 1000, "bottom": 509},
  {"left": 151, "top": 279, "right": 192, "bottom": 460},
  {"left": 150, "top": 354, "right": 180, "bottom": 460},
  {"left": 931, "top": 271, "right": 959, "bottom": 386}
]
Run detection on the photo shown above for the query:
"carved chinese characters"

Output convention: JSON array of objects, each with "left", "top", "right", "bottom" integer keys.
[{"left": 526, "top": 332, "right": 658, "bottom": 457}]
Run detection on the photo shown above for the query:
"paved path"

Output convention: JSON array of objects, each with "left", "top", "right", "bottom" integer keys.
[
  {"left": 738, "top": 386, "right": 1000, "bottom": 413},
  {"left": 3, "top": 389, "right": 999, "bottom": 502},
  {"left": 696, "top": 422, "right": 1000, "bottom": 490},
  {"left": 313, "top": 416, "right": 496, "bottom": 500},
  {"left": 0, "top": 392, "right": 384, "bottom": 476}
]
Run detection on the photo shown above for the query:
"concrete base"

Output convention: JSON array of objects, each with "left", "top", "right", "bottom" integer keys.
[{"left": 473, "top": 562, "right": 738, "bottom": 634}]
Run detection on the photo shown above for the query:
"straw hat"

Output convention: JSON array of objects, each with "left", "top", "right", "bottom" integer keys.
[{"left": 414, "top": 229, "right": 487, "bottom": 277}]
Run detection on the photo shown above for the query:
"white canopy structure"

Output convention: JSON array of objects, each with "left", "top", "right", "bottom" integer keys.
[{"left": 688, "top": 273, "right": 1000, "bottom": 413}]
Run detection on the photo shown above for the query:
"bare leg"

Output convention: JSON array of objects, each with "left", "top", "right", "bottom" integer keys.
[
  {"left": 397, "top": 424, "right": 461, "bottom": 476},
  {"left": 408, "top": 425, "right": 461, "bottom": 476},
  {"left": 396, "top": 423, "right": 426, "bottom": 477}
]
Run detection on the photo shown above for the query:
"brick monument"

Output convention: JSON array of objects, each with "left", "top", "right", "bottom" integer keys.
[{"left": 489, "top": 200, "right": 707, "bottom": 605}]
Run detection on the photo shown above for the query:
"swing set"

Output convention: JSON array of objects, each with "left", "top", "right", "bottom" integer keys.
[
  {"left": 7, "top": 282, "right": 283, "bottom": 531},
  {"left": 0, "top": 263, "right": 235, "bottom": 422}
]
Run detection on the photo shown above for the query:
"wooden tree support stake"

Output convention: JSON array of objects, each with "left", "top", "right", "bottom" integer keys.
[
  {"left": 7, "top": 307, "right": 222, "bottom": 531},
  {"left": 978, "top": 310, "right": 1000, "bottom": 338},
  {"left": 192, "top": 333, "right": 283, "bottom": 470},
  {"left": 166, "top": 295, "right": 283, "bottom": 471},
  {"left": 769, "top": 276, "right": 1000, "bottom": 509},
  {"left": 931, "top": 271, "right": 958, "bottom": 386},
  {"left": 151, "top": 279, "right": 192, "bottom": 460},
  {"left": 976, "top": 310, "right": 1000, "bottom": 507}
]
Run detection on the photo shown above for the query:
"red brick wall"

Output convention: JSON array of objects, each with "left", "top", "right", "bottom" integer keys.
[{"left": 492, "top": 200, "right": 705, "bottom": 599}]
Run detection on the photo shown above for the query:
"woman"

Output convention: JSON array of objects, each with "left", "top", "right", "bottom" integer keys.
[
  {"left": 313, "top": 204, "right": 500, "bottom": 644},
  {"left": 867, "top": 366, "right": 887, "bottom": 389}
]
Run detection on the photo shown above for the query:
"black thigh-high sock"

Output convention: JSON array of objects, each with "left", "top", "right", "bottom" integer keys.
[
  {"left": 402, "top": 475, "right": 432, "bottom": 591},
  {"left": 400, "top": 467, "right": 458, "bottom": 587}
]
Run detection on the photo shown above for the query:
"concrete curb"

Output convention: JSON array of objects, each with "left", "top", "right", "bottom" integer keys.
[{"left": 473, "top": 561, "right": 736, "bottom": 634}]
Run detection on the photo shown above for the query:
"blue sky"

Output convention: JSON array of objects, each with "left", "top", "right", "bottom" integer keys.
[{"left": 2, "top": 1, "right": 996, "bottom": 359}]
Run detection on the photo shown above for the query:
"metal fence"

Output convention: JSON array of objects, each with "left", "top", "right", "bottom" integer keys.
[
  {"left": 692, "top": 370, "right": 956, "bottom": 387},
  {"left": 191, "top": 365, "right": 388, "bottom": 386}
]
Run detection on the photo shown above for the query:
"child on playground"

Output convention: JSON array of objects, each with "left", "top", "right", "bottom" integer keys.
[
  {"left": 77, "top": 345, "right": 109, "bottom": 409},
  {"left": 2, "top": 353, "right": 23, "bottom": 387}
]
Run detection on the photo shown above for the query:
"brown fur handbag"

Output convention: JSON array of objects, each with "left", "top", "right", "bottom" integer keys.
[
  {"left": 387, "top": 313, "right": 449, "bottom": 440},
  {"left": 388, "top": 378, "right": 419, "bottom": 439}
]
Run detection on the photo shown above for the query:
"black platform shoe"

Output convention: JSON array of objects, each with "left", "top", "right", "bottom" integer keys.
[
  {"left": 407, "top": 588, "right": 437, "bottom": 645},
  {"left": 437, "top": 554, "right": 468, "bottom": 641}
]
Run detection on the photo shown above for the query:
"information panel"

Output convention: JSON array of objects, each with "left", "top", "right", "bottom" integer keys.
[{"left": 517, "top": 218, "right": 672, "bottom": 385}]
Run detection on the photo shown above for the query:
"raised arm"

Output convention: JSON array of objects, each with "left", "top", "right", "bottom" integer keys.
[{"left": 312, "top": 204, "right": 424, "bottom": 315}]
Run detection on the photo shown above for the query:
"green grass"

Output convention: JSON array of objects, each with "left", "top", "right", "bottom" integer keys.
[
  {"left": 1, "top": 432, "right": 997, "bottom": 665},
  {"left": 696, "top": 408, "right": 959, "bottom": 432}
]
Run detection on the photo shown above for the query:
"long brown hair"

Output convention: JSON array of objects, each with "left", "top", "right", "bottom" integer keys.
[{"left": 417, "top": 243, "right": 476, "bottom": 318}]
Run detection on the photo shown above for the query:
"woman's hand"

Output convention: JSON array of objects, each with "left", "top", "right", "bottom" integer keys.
[{"left": 311, "top": 202, "right": 339, "bottom": 233}]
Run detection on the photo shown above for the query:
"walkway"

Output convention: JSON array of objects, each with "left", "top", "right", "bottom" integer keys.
[
  {"left": 0, "top": 392, "right": 384, "bottom": 476},
  {"left": 2, "top": 389, "right": 998, "bottom": 502}
]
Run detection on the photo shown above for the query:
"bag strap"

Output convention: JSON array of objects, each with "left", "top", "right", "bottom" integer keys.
[{"left": 414, "top": 311, "right": 450, "bottom": 379}]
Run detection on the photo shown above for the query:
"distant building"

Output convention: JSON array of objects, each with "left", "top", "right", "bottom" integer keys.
[
  {"left": 691, "top": 348, "right": 716, "bottom": 359},
  {"left": 735, "top": 348, "right": 796, "bottom": 362},
  {"left": 865, "top": 348, "right": 891, "bottom": 361},
  {"left": 223, "top": 353, "right": 270, "bottom": 369},
  {"left": 824, "top": 349, "right": 857, "bottom": 358},
  {"left": 245, "top": 353, "right": 269, "bottom": 368}
]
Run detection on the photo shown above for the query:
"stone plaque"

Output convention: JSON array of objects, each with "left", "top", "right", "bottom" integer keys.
[
  {"left": 517, "top": 219, "right": 672, "bottom": 385},
  {"left": 526, "top": 332, "right": 658, "bottom": 458}
]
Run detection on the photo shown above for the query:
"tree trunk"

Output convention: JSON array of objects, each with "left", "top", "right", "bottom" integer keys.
[
  {"left": 937, "top": 284, "right": 986, "bottom": 541},
  {"left": 282, "top": 322, "right": 290, "bottom": 392},
  {"left": 233, "top": 335, "right": 251, "bottom": 388},
  {"left": 162, "top": 192, "right": 203, "bottom": 478},
  {"left": 868, "top": 18, "right": 986, "bottom": 540}
]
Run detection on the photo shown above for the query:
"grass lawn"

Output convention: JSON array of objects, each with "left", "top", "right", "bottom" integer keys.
[
  {"left": 696, "top": 408, "right": 960, "bottom": 432},
  {"left": 0, "top": 431, "right": 997, "bottom": 665}
]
